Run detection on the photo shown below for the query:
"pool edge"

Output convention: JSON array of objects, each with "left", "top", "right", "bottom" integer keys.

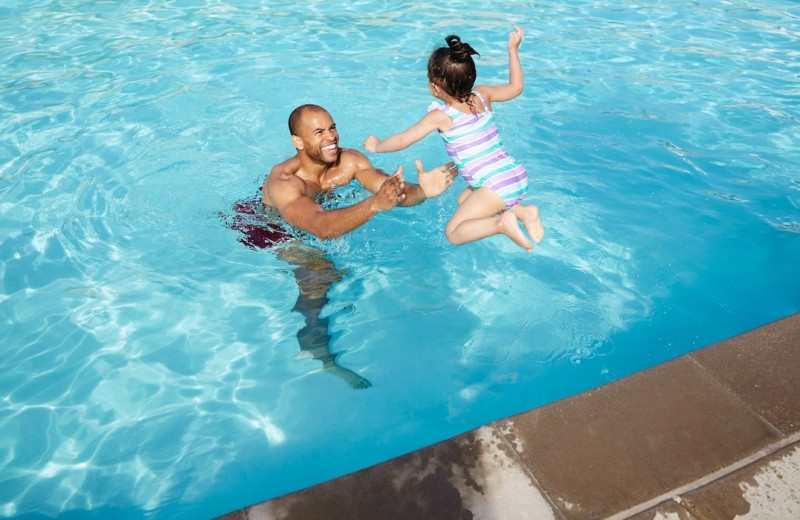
[{"left": 217, "top": 311, "right": 800, "bottom": 519}]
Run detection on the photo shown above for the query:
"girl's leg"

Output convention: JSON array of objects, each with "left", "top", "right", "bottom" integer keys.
[
  {"left": 457, "top": 186, "right": 474, "bottom": 205},
  {"left": 511, "top": 203, "right": 544, "bottom": 244},
  {"left": 445, "top": 187, "right": 533, "bottom": 251}
]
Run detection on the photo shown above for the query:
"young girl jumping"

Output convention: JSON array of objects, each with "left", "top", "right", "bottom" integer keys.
[{"left": 364, "top": 26, "right": 544, "bottom": 252}]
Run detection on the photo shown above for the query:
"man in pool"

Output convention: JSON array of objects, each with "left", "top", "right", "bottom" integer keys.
[
  {"left": 262, "top": 104, "right": 457, "bottom": 238},
  {"left": 229, "top": 104, "right": 455, "bottom": 390}
]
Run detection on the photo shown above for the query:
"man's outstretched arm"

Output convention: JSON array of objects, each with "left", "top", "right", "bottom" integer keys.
[{"left": 270, "top": 174, "right": 406, "bottom": 240}]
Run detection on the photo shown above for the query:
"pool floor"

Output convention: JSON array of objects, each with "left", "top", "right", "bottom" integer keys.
[{"left": 217, "top": 312, "right": 800, "bottom": 519}]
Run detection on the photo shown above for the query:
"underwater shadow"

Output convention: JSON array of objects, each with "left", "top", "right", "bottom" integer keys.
[{"left": 226, "top": 197, "right": 371, "bottom": 389}]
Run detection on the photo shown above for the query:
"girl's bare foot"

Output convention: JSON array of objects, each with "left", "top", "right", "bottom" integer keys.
[
  {"left": 513, "top": 204, "right": 544, "bottom": 244},
  {"left": 499, "top": 210, "right": 533, "bottom": 251}
]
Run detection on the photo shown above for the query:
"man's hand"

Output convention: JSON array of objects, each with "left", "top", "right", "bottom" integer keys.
[
  {"left": 372, "top": 166, "right": 407, "bottom": 211},
  {"left": 416, "top": 159, "right": 457, "bottom": 199}
]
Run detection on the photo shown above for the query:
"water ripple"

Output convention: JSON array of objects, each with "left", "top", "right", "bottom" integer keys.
[{"left": 1, "top": 0, "right": 799, "bottom": 518}]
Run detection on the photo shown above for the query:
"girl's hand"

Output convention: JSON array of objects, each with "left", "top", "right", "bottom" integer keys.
[
  {"left": 363, "top": 134, "right": 380, "bottom": 153},
  {"left": 508, "top": 25, "right": 524, "bottom": 50}
]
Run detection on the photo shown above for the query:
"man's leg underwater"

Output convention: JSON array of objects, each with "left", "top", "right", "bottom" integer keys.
[{"left": 278, "top": 245, "right": 371, "bottom": 389}]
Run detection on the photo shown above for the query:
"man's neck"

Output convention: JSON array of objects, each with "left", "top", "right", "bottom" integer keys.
[{"left": 296, "top": 155, "right": 330, "bottom": 183}]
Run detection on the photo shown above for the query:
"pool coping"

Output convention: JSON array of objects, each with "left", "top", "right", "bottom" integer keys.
[{"left": 217, "top": 311, "right": 800, "bottom": 519}]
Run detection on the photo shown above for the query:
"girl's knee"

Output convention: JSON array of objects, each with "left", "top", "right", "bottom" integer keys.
[{"left": 444, "top": 225, "right": 460, "bottom": 245}]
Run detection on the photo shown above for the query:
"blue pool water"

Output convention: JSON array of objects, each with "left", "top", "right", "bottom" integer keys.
[{"left": 2, "top": 1, "right": 799, "bottom": 518}]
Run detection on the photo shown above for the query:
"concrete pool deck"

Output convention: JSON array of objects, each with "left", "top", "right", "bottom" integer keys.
[{"left": 218, "top": 312, "right": 800, "bottom": 519}]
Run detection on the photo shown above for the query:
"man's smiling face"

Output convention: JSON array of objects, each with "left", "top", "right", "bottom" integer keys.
[{"left": 294, "top": 107, "right": 339, "bottom": 165}]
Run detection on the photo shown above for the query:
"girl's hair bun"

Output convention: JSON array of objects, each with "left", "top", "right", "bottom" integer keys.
[{"left": 445, "top": 35, "right": 479, "bottom": 62}]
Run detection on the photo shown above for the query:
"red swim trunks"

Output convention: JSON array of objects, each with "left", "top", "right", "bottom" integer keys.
[{"left": 228, "top": 198, "right": 294, "bottom": 249}]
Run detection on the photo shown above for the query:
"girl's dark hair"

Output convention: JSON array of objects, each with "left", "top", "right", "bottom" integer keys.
[{"left": 427, "top": 35, "right": 480, "bottom": 105}]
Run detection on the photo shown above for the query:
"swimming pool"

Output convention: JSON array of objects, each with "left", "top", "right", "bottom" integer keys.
[{"left": 1, "top": 0, "right": 798, "bottom": 518}]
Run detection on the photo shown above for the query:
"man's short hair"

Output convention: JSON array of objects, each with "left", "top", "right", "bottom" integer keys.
[{"left": 288, "top": 104, "right": 326, "bottom": 136}]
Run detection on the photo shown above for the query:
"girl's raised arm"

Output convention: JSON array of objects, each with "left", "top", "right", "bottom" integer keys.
[{"left": 481, "top": 25, "right": 525, "bottom": 104}]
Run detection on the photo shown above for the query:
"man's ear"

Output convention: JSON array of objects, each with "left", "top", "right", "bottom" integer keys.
[{"left": 291, "top": 135, "right": 304, "bottom": 151}]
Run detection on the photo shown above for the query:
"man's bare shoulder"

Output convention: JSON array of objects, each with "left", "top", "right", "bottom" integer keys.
[
  {"left": 316, "top": 147, "right": 376, "bottom": 189},
  {"left": 267, "top": 155, "right": 302, "bottom": 180},
  {"left": 263, "top": 156, "right": 304, "bottom": 206},
  {"left": 338, "top": 147, "right": 372, "bottom": 169}
]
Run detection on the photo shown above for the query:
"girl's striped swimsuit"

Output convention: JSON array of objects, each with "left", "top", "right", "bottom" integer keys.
[{"left": 428, "top": 91, "right": 528, "bottom": 208}]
